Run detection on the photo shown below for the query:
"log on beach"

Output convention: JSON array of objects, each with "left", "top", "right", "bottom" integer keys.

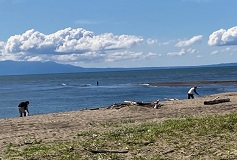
[{"left": 204, "top": 98, "right": 230, "bottom": 105}]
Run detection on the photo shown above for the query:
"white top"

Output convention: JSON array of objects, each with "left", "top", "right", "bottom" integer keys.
[{"left": 188, "top": 87, "right": 196, "bottom": 94}]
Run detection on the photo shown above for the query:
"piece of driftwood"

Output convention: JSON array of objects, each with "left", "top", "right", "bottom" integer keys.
[
  {"left": 89, "top": 108, "right": 100, "bottom": 110},
  {"left": 107, "top": 100, "right": 162, "bottom": 109},
  {"left": 163, "top": 149, "right": 175, "bottom": 155},
  {"left": 84, "top": 148, "right": 128, "bottom": 154},
  {"left": 107, "top": 103, "right": 128, "bottom": 109},
  {"left": 204, "top": 98, "right": 230, "bottom": 105}
]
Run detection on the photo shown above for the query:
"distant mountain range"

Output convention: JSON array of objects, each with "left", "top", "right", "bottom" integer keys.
[
  {"left": 0, "top": 60, "right": 237, "bottom": 75},
  {"left": 0, "top": 60, "right": 140, "bottom": 75},
  {"left": 0, "top": 60, "right": 83, "bottom": 75}
]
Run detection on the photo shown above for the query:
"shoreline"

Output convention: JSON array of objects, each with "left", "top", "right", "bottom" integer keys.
[
  {"left": 0, "top": 91, "right": 237, "bottom": 153},
  {"left": 148, "top": 80, "right": 237, "bottom": 86}
]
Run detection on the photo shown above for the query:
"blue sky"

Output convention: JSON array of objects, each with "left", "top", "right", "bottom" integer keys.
[{"left": 0, "top": 0, "right": 237, "bottom": 68}]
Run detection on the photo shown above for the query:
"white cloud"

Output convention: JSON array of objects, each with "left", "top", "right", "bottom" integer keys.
[
  {"left": 222, "top": 47, "right": 231, "bottom": 52},
  {"left": 210, "top": 50, "right": 219, "bottom": 55},
  {"left": 167, "top": 48, "right": 199, "bottom": 56},
  {"left": 146, "top": 39, "right": 175, "bottom": 46},
  {"left": 175, "top": 35, "right": 203, "bottom": 47},
  {"left": 3, "top": 27, "right": 143, "bottom": 55},
  {"left": 0, "top": 41, "right": 5, "bottom": 50},
  {"left": 167, "top": 49, "right": 186, "bottom": 56},
  {"left": 105, "top": 51, "right": 156, "bottom": 62},
  {"left": 187, "top": 48, "right": 199, "bottom": 54},
  {"left": 208, "top": 26, "right": 237, "bottom": 46},
  {"left": 147, "top": 38, "right": 158, "bottom": 45},
  {"left": 52, "top": 52, "right": 105, "bottom": 64},
  {"left": 209, "top": 46, "right": 237, "bottom": 56},
  {"left": 50, "top": 51, "right": 157, "bottom": 64},
  {"left": 0, "top": 27, "right": 146, "bottom": 65},
  {"left": 159, "top": 40, "right": 176, "bottom": 46}
]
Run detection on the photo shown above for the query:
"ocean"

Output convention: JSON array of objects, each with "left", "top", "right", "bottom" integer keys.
[{"left": 1, "top": 66, "right": 237, "bottom": 119}]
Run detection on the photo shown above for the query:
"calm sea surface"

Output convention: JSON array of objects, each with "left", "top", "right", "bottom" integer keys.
[{"left": 1, "top": 66, "right": 237, "bottom": 119}]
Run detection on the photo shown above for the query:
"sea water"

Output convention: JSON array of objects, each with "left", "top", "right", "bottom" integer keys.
[{"left": 0, "top": 66, "right": 237, "bottom": 119}]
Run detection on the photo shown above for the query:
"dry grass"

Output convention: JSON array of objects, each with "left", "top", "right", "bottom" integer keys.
[
  {"left": 1, "top": 92, "right": 237, "bottom": 159},
  {"left": 3, "top": 114, "right": 237, "bottom": 159}
]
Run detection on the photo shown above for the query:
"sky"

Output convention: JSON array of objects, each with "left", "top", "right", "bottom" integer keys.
[{"left": 0, "top": 0, "right": 237, "bottom": 68}]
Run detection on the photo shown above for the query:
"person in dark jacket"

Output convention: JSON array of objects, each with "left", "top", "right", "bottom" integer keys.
[{"left": 18, "top": 101, "right": 30, "bottom": 117}]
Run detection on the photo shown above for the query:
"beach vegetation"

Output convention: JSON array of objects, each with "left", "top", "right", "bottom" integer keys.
[{"left": 3, "top": 113, "right": 237, "bottom": 159}]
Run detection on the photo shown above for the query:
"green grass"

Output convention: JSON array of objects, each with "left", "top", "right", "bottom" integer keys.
[{"left": 3, "top": 113, "right": 237, "bottom": 159}]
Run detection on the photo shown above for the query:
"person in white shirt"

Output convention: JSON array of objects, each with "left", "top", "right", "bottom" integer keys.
[{"left": 188, "top": 86, "right": 199, "bottom": 99}]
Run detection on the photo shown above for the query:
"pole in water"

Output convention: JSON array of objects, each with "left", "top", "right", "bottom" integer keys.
[{"left": 97, "top": 81, "right": 99, "bottom": 86}]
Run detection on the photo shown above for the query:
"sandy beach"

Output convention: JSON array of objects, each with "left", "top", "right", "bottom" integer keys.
[{"left": 0, "top": 92, "right": 237, "bottom": 155}]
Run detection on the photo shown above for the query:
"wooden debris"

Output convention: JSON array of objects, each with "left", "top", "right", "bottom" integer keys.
[
  {"left": 163, "top": 149, "right": 175, "bottom": 155},
  {"left": 107, "top": 103, "right": 128, "bottom": 109},
  {"left": 84, "top": 148, "right": 128, "bottom": 154},
  {"left": 107, "top": 100, "right": 163, "bottom": 109},
  {"left": 204, "top": 97, "right": 230, "bottom": 105},
  {"left": 88, "top": 108, "right": 100, "bottom": 110},
  {"left": 124, "top": 101, "right": 137, "bottom": 105},
  {"left": 164, "top": 98, "right": 179, "bottom": 101}
]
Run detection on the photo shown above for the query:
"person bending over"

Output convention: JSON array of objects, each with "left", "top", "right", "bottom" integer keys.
[
  {"left": 188, "top": 86, "right": 199, "bottom": 99},
  {"left": 18, "top": 101, "right": 30, "bottom": 117}
]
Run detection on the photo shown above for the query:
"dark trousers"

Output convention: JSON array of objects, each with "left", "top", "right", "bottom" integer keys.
[{"left": 188, "top": 94, "right": 194, "bottom": 99}]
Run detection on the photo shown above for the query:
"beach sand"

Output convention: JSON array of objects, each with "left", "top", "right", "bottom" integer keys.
[{"left": 0, "top": 92, "right": 237, "bottom": 154}]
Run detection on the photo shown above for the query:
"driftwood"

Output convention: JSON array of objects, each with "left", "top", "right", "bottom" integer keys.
[
  {"left": 107, "top": 103, "right": 128, "bottom": 109},
  {"left": 84, "top": 148, "right": 128, "bottom": 154},
  {"left": 88, "top": 108, "right": 100, "bottom": 110},
  {"left": 107, "top": 100, "right": 162, "bottom": 109},
  {"left": 204, "top": 97, "right": 230, "bottom": 105},
  {"left": 162, "top": 149, "right": 175, "bottom": 155}
]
